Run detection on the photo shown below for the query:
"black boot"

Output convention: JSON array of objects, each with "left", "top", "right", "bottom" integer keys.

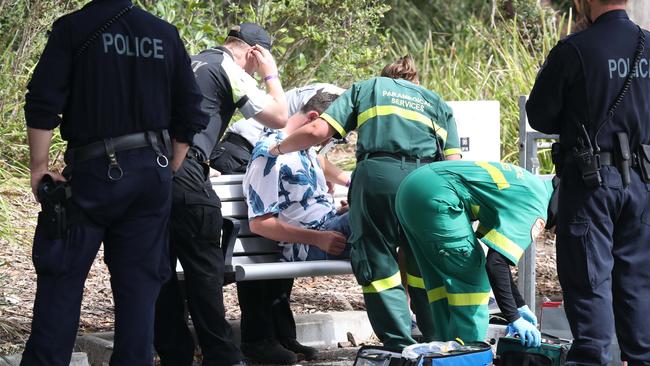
[
  {"left": 241, "top": 339, "right": 297, "bottom": 365},
  {"left": 280, "top": 339, "right": 318, "bottom": 361}
]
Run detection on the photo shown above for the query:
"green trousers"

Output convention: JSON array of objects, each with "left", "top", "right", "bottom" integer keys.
[
  {"left": 395, "top": 166, "right": 491, "bottom": 342},
  {"left": 349, "top": 157, "right": 435, "bottom": 351}
]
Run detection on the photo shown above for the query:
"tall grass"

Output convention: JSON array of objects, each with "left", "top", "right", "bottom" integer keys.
[{"left": 387, "top": 3, "right": 570, "bottom": 170}]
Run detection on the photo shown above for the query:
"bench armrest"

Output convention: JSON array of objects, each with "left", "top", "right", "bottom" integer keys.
[{"left": 222, "top": 217, "right": 240, "bottom": 284}]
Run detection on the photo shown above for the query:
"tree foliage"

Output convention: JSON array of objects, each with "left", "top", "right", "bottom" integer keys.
[
  {"left": 136, "top": 0, "right": 390, "bottom": 88},
  {"left": 0, "top": 0, "right": 389, "bottom": 178}
]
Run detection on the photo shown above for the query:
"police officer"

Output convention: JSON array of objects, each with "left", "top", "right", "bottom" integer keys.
[
  {"left": 153, "top": 23, "right": 288, "bottom": 366},
  {"left": 527, "top": 0, "right": 650, "bottom": 364},
  {"left": 21, "top": 1, "right": 208, "bottom": 365},
  {"left": 265, "top": 56, "right": 462, "bottom": 351},
  {"left": 395, "top": 161, "right": 550, "bottom": 347}
]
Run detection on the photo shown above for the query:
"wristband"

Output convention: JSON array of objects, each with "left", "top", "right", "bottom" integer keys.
[{"left": 264, "top": 74, "right": 279, "bottom": 82}]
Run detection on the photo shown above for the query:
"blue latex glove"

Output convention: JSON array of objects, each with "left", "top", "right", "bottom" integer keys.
[
  {"left": 509, "top": 317, "right": 541, "bottom": 348},
  {"left": 517, "top": 305, "right": 538, "bottom": 326}
]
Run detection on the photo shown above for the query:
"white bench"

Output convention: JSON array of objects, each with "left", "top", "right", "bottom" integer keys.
[{"left": 212, "top": 174, "right": 351, "bottom": 284}]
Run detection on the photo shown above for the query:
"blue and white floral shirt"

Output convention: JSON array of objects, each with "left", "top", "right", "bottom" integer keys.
[{"left": 243, "top": 130, "right": 337, "bottom": 261}]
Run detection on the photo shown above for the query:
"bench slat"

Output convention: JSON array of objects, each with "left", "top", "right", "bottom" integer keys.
[
  {"left": 221, "top": 201, "right": 248, "bottom": 218},
  {"left": 233, "top": 260, "right": 352, "bottom": 281},
  {"left": 231, "top": 254, "right": 282, "bottom": 265},
  {"left": 212, "top": 184, "right": 244, "bottom": 201},
  {"left": 211, "top": 175, "right": 246, "bottom": 185},
  {"left": 233, "top": 237, "right": 281, "bottom": 255}
]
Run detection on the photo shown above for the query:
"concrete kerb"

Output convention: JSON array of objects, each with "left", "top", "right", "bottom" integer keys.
[
  {"left": 75, "top": 333, "right": 114, "bottom": 366},
  {"left": 71, "top": 311, "right": 374, "bottom": 365},
  {"left": 0, "top": 353, "right": 89, "bottom": 366}
]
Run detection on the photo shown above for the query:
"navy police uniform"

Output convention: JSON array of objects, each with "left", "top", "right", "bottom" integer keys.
[
  {"left": 527, "top": 10, "right": 650, "bottom": 365},
  {"left": 154, "top": 41, "right": 273, "bottom": 365},
  {"left": 22, "top": 1, "right": 207, "bottom": 365}
]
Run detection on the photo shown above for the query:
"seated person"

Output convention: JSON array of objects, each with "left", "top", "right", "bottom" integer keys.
[
  {"left": 238, "top": 91, "right": 351, "bottom": 365},
  {"left": 210, "top": 83, "right": 345, "bottom": 174}
]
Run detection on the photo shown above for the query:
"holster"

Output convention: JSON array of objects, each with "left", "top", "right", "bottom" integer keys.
[
  {"left": 572, "top": 146, "right": 602, "bottom": 188},
  {"left": 615, "top": 132, "right": 631, "bottom": 187},
  {"left": 638, "top": 144, "right": 650, "bottom": 183},
  {"left": 36, "top": 175, "right": 72, "bottom": 240}
]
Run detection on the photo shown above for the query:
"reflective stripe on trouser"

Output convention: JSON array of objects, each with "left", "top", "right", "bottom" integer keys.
[
  {"left": 349, "top": 157, "right": 435, "bottom": 351},
  {"left": 557, "top": 166, "right": 650, "bottom": 365},
  {"left": 396, "top": 166, "right": 491, "bottom": 342}
]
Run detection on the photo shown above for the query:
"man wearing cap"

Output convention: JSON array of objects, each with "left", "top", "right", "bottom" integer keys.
[{"left": 154, "top": 23, "right": 288, "bottom": 366}]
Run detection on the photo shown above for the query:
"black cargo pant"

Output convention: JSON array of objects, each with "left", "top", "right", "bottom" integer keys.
[
  {"left": 21, "top": 147, "right": 172, "bottom": 366},
  {"left": 154, "top": 149, "right": 242, "bottom": 366},
  {"left": 558, "top": 165, "right": 650, "bottom": 365},
  {"left": 236, "top": 279, "right": 296, "bottom": 343}
]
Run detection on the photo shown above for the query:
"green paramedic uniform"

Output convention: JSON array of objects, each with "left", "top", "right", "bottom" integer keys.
[
  {"left": 395, "top": 161, "right": 552, "bottom": 342},
  {"left": 321, "top": 76, "right": 461, "bottom": 350}
]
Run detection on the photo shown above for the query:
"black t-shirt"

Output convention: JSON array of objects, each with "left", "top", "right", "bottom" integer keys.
[
  {"left": 25, "top": 0, "right": 208, "bottom": 148},
  {"left": 190, "top": 47, "right": 271, "bottom": 159}
]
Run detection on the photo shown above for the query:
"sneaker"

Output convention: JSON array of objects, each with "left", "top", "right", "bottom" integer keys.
[
  {"left": 241, "top": 339, "right": 297, "bottom": 365},
  {"left": 280, "top": 338, "right": 318, "bottom": 361}
]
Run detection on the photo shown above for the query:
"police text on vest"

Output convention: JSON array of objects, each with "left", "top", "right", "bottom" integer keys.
[
  {"left": 608, "top": 58, "right": 650, "bottom": 79},
  {"left": 102, "top": 33, "right": 164, "bottom": 59}
]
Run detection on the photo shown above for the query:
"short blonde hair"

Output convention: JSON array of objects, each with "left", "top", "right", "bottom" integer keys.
[
  {"left": 224, "top": 36, "right": 250, "bottom": 49},
  {"left": 381, "top": 55, "right": 419, "bottom": 83}
]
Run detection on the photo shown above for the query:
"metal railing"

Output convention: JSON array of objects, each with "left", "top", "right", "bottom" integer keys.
[{"left": 517, "top": 95, "right": 559, "bottom": 308}]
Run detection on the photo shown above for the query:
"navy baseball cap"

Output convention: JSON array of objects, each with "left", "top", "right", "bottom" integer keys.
[{"left": 227, "top": 22, "right": 272, "bottom": 50}]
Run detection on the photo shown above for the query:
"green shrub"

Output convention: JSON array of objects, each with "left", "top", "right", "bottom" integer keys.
[{"left": 386, "top": 0, "right": 568, "bottom": 171}]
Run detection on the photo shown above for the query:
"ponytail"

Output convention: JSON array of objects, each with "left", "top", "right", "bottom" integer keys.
[{"left": 381, "top": 55, "right": 419, "bottom": 83}]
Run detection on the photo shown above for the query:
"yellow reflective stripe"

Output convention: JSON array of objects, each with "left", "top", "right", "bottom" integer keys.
[
  {"left": 362, "top": 272, "right": 402, "bottom": 294},
  {"left": 427, "top": 286, "right": 447, "bottom": 303},
  {"left": 447, "top": 292, "right": 491, "bottom": 306},
  {"left": 406, "top": 274, "right": 425, "bottom": 289},
  {"left": 356, "top": 105, "right": 448, "bottom": 142},
  {"left": 444, "top": 148, "right": 462, "bottom": 156},
  {"left": 475, "top": 162, "right": 510, "bottom": 190},
  {"left": 321, "top": 113, "right": 348, "bottom": 138},
  {"left": 428, "top": 287, "right": 491, "bottom": 306},
  {"left": 471, "top": 205, "right": 480, "bottom": 218},
  {"left": 483, "top": 229, "right": 524, "bottom": 261}
]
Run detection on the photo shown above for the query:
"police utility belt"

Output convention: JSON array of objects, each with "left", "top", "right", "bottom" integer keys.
[
  {"left": 64, "top": 130, "right": 172, "bottom": 181},
  {"left": 554, "top": 138, "right": 650, "bottom": 187}
]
